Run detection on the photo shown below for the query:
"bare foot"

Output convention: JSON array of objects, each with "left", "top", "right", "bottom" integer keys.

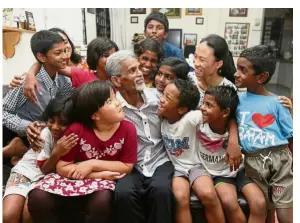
[{"left": 3, "top": 137, "right": 28, "bottom": 157}]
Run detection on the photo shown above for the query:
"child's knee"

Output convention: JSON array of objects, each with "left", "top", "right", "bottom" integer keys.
[
  {"left": 219, "top": 194, "right": 239, "bottom": 212},
  {"left": 173, "top": 189, "right": 190, "bottom": 207},
  {"left": 248, "top": 195, "right": 266, "bottom": 215},
  {"left": 3, "top": 209, "right": 20, "bottom": 223},
  {"left": 197, "top": 187, "right": 218, "bottom": 206}
]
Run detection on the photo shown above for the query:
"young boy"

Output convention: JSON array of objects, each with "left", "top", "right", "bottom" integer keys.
[
  {"left": 3, "top": 96, "right": 78, "bottom": 223},
  {"left": 158, "top": 79, "right": 225, "bottom": 223},
  {"left": 2, "top": 30, "right": 74, "bottom": 159},
  {"left": 144, "top": 11, "right": 185, "bottom": 60},
  {"left": 235, "top": 45, "right": 293, "bottom": 223}
]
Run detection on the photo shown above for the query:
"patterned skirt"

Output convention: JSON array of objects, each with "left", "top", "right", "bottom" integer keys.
[{"left": 34, "top": 173, "right": 116, "bottom": 196}]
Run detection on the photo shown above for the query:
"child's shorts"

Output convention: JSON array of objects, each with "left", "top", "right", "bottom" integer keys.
[
  {"left": 3, "top": 172, "right": 36, "bottom": 199},
  {"left": 173, "top": 169, "right": 204, "bottom": 187},
  {"left": 188, "top": 165, "right": 253, "bottom": 191},
  {"left": 244, "top": 145, "right": 293, "bottom": 209}
]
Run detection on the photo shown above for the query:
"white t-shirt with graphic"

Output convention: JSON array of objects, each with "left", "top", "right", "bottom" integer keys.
[
  {"left": 161, "top": 110, "right": 202, "bottom": 175},
  {"left": 197, "top": 123, "right": 243, "bottom": 177}
]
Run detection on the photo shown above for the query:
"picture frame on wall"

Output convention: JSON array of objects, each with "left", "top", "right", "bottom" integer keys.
[
  {"left": 130, "top": 8, "right": 146, "bottom": 14},
  {"left": 130, "top": 16, "right": 138, "bottom": 24},
  {"left": 185, "top": 8, "right": 202, "bottom": 15},
  {"left": 195, "top": 17, "right": 204, "bottom": 25},
  {"left": 229, "top": 8, "right": 248, "bottom": 17},
  {"left": 224, "top": 22, "right": 250, "bottom": 57},
  {"left": 184, "top": 33, "right": 197, "bottom": 46},
  {"left": 151, "top": 8, "right": 181, "bottom": 18}
]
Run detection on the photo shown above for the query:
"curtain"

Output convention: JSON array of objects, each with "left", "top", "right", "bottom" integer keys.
[{"left": 109, "top": 8, "right": 128, "bottom": 50}]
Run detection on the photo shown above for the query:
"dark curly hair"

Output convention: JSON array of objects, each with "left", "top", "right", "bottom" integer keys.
[
  {"left": 240, "top": 45, "right": 277, "bottom": 84},
  {"left": 173, "top": 79, "right": 200, "bottom": 112},
  {"left": 205, "top": 85, "right": 239, "bottom": 119}
]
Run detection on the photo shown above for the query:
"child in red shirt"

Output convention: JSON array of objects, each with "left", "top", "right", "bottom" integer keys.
[{"left": 27, "top": 80, "right": 138, "bottom": 223}]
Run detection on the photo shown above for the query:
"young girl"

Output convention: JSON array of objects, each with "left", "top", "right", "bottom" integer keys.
[
  {"left": 154, "top": 57, "right": 190, "bottom": 93},
  {"left": 134, "top": 37, "right": 163, "bottom": 87},
  {"left": 27, "top": 81, "right": 138, "bottom": 223},
  {"left": 3, "top": 95, "right": 78, "bottom": 223}
]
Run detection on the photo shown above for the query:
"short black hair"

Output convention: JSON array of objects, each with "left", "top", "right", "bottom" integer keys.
[
  {"left": 205, "top": 85, "right": 239, "bottom": 119},
  {"left": 67, "top": 80, "right": 112, "bottom": 128},
  {"left": 144, "top": 11, "right": 169, "bottom": 32},
  {"left": 200, "top": 34, "right": 236, "bottom": 83},
  {"left": 42, "top": 94, "right": 73, "bottom": 125},
  {"left": 173, "top": 79, "right": 200, "bottom": 112},
  {"left": 134, "top": 37, "right": 164, "bottom": 63},
  {"left": 87, "top": 37, "right": 119, "bottom": 70},
  {"left": 240, "top": 45, "right": 277, "bottom": 84},
  {"left": 158, "top": 57, "right": 189, "bottom": 80},
  {"left": 30, "top": 30, "right": 64, "bottom": 63},
  {"left": 49, "top": 27, "right": 82, "bottom": 65}
]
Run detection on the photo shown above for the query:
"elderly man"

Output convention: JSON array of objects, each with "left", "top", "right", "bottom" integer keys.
[{"left": 105, "top": 50, "right": 175, "bottom": 223}]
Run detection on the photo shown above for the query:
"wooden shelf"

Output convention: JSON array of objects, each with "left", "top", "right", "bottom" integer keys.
[
  {"left": 3, "top": 26, "right": 36, "bottom": 34},
  {"left": 2, "top": 26, "right": 36, "bottom": 59}
]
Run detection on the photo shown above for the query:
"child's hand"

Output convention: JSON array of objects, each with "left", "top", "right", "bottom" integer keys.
[
  {"left": 54, "top": 134, "right": 79, "bottom": 157},
  {"left": 67, "top": 161, "right": 93, "bottom": 180},
  {"left": 9, "top": 73, "right": 26, "bottom": 88},
  {"left": 225, "top": 140, "right": 242, "bottom": 171},
  {"left": 100, "top": 171, "right": 126, "bottom": 181},
  {"left": 278, "top": 96, "right": 293, "bottom": 115},
  {"left": 23, "top": 73, "right": 40, "bottom": 104},
  {"left": 27, "top": 121, "right": 47, "bottom": 152}
]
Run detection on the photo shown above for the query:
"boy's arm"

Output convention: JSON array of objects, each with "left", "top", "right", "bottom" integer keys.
[
  {"left": 3, "top": 87, "right": 31, "bottom": 135},
  {"left": 25, "top": 63, "right": 72, "bottom": 103},
  {"left": 226, "top": 118, "right": 242, "bottom": 171},
  {"left": 38, "top": 132, "right": 79, "bottom": 175}
]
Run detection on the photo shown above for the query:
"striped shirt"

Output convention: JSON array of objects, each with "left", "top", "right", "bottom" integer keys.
[
  {"left": 116, "top": 88, "right": 169, "bottom": 177},
  {"left": 3, "top": 66, "right": 74, "bottom": 136}
]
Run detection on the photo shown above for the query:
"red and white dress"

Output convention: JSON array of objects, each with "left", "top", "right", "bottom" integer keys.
[{"left": 34, "top": 120, "right": 138, "bottom": 196}]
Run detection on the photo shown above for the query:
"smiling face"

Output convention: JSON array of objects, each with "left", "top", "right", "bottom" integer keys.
[
  {"left": 155, "top": 65, "right": 176, "bottom": 92},
  {"left": 57, "top": 32, "right": 72, "bottom": 64},
  {"left": 194, "top": 42, "right": 222, "bottom": 80},
  {"left": 234, "top": 57, "right": 261, "bottom": 89},
  {"left": 47, "top": 115, "right": 68, "bottom": 140},
  {"left": 113, "top": 57, "right": 145, "bottom": 93},
  {"left": 145, "top": 20, "right": 167, "bottom": 43},
  {"left": 138, "top": 50, "right": 158, "bottom": 82},
  {"left": 40, "top": 42, "right": 68, "bottom": 70},
  {"left": 200, "top": 94, "right": 224, "bottom": 124},
  {"left": 158, "top": 83, "right": 181, "bottom": 122},
  {"left": 92, "top": 88, "right": 125, "bottom": 124}
]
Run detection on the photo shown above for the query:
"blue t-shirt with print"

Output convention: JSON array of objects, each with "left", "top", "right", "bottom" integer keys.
[{"left": 236, "top": 92, "right": 293, "bottom": 152}]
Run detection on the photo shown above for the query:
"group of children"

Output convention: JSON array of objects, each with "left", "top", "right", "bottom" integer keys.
[{"left": 2, "top": 11, "right": 293, "bottom": 223}]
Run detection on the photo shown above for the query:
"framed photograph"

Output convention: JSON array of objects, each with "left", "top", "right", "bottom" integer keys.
[
  {"left": 229, "top": 8, "right": 248, "bottom": 17},
  {"left": 184, "top": 33, "right": 197, "bottom": 46},
  {"left": 130, "top": 16, "right": 138, "bottom": 24},
  {"left": 195, "top": 17, "right": 204, "bottom": 25},
  {"left": 130, "top": 8, "right": 146, "bottom": 14},
  {"left": 152, "top": 8, "right": 181, "bottom": 18},
  {"left": 224, "top": 23, "right": 250, "bottom": 57},
  {"left": 185, "top": 8, "right": 202, "bottom": 15}
]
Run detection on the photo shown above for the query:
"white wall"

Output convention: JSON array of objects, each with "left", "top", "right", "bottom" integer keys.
[
  {"left": 126, "top": 8, "right": 264, "bottom": 62},
  {"left": 3, "top": 8, "right": 84, "bottom": 85},
  {"left": 85, "top": 9, "right": 97, "bottom": 44}
]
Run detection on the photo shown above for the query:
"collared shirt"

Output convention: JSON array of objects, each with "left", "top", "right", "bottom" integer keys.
[
  {"left": 163, "top": 40, "right": 185, "bottom": 60},
  {"left": 3, "top": 66, "right": 74, "bottom": 136},
  {"left": 116, "top": 88, "right": 169, "bottom": 177}
]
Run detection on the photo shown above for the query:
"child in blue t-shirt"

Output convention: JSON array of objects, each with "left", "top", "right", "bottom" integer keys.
[{"left": 235, "top": 45, "right": 293, "bottom": 223}]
